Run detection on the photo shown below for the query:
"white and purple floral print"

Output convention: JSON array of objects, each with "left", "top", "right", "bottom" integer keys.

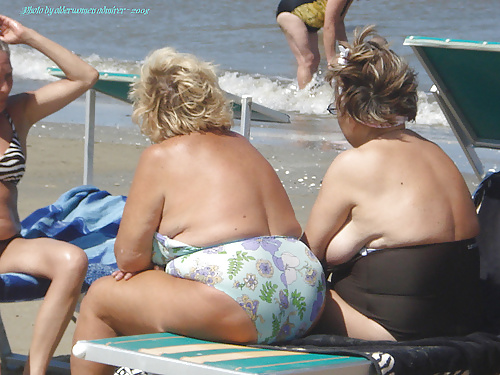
[{"left": 160, "top": 236, "right": 326, "bottom": 344}]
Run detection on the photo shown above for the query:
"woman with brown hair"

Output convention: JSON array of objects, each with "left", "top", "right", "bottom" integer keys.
[{"left": 305, "top": 26, "right": 481, "bottom": 341}]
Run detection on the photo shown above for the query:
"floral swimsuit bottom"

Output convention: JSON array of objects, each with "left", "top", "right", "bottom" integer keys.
[{"left": 152, "top": 234, "right": 326, "bottom": 344}]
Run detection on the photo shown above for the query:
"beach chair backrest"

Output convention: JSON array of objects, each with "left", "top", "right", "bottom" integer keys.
[
  {"left": 404, "top": 36, "right": 500, "bottom": 147},
  {"left": 474, "top": 171, "right": 500, "bottom": 334},
  {"left": 404, "top": 36, "right": 500, "bottom": 179}
]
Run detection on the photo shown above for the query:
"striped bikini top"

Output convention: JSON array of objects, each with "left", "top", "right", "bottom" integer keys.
[{"left": 0, "top": 112, "right": 26, "bottom": 185}]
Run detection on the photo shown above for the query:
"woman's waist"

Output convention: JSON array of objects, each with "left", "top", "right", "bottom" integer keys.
[
  {"left": 159, "top": 232, "right": 304, "bottom": 251},
  {"left": 0, "top": 217, "right": 21, "bottom": 239},
  {"left": 330, "top": 238, "right": 479, "bottom": 293},
  {"left": 160, "top": 220, "right": 301, "bottom": 249},
  {"left": 0, "top": 190, "right": 20, "bottom": 239},
  {"left": 152, "top": 233, "right": 312, "bottom": 267},
  {"left": 334, "top": 225, "right": 477, "bottom": 256}
]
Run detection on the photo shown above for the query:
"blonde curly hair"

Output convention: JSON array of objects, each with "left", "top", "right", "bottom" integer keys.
[
  {"left": 130, "top": 47, "right": 233, "bottom": 143},
  {"left": 326, "top": 26, "right": 418, "bottom": 127}
]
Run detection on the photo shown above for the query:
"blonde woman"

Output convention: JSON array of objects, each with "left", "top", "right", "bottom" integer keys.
[
  {"left": 305, "top": 26, "right": 481, "bottom": 341},
  {"left": 71, "top": 48, "right": 325, "bottom": 375},
  {"left": 0, "top": 14, "right": 97, "bottom": 375}
]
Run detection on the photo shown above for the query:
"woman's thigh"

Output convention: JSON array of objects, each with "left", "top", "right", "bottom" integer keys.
[
  {"left": 277, "top": 13, "right": 319, "bottom": 61},
  {"left": 81, "top": 271, "right": 257, "bottom": 343},
  {"left": 0, "top": 237, "right": 87, "bottom": 279},
  {"left": 326, "top": 289, "right": 396, "bottom": 341}
]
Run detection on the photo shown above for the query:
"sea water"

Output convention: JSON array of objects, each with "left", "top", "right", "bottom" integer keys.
[{"left": 3, "top": 0, "right": 500, "bottom": 174}]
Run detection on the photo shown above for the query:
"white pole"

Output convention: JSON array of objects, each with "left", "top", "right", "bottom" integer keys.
[
  {"left": 84, "top": 89, "right": 96, "bottom": 185},
  {"left": 240, "top": 95, "right": 252, "bottom": 139}
]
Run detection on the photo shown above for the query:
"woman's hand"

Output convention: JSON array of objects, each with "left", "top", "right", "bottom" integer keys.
[
  {"left": 112, "top": 263, "right": 160, "bottom": 281},
  {"left": 0, "top": 15, "right": 30, "bottom": 45},
  {"left": 112, "top": 269, "right": 140, "bottom": 281}
]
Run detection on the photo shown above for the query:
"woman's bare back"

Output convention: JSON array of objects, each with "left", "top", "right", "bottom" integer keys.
[
  {"left": 152, "top": 131, "right": 301, "bottom": 246},
  {"left": 319, "top": 130, "right": 479, "bottom": 264}
]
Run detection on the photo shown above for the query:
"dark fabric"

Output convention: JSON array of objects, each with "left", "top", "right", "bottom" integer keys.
[
  {"left": 276, "top": 0, "right": 313, "bottom": 16},
  {"left": 257, "top": 332, "right": 500, "bottom": 375},
  {"left": 474, "top": 171, "right": 500, "bottom": 334},
  {"left": 0, "top": 272, "right": 51, "bottom": 302},
  {"left": 276, "top": 0, "right": 321, "bottom": 32},
  {"left": 276, "top": 0, "right": 353, "bottom": 32},
  {"left": 0, "top": 233, "right": 22, "bottom": 256},
  {"left": 331, "top": 239, "right": 482, "bottom": 340}
]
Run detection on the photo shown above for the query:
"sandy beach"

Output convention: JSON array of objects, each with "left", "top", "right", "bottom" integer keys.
[{"left": 0, "top": 118, "right": 482, "bottom": 373}]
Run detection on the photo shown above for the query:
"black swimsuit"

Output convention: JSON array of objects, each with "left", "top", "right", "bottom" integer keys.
[
  {"left": 276, "top": 0, "right": 353, "bottom": 33},
  {"left": 330, "top": 239, "right": 483, "bottom": 341}
]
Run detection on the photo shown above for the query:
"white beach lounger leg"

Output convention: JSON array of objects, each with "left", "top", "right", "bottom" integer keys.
[
  {"left": 240, "top": 95, "right": 252, "bottom": 139},
  {"left": 84, "top": 89, "right": 96, "bottom": 186}
]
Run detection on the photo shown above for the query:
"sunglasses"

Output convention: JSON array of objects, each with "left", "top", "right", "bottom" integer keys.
[{"left": 327, "top": 103, "right": 337, "bottom": 116}]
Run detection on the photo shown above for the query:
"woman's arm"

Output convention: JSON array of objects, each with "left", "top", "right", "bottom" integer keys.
[
  {"left": 0, "top": 15, "right": 98, "bottom": 130},
  {"left": 323, "top": 0, "right": 350, "bottom": 64},
  {"left": 304, "top": 151, "right": 355, "bottom": 261},
  {"left": 114, "top": 145, "right": 166, "bottom": 277}
]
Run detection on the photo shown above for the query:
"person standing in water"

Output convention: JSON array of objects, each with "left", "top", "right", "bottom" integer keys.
[{"left": 276, "top": 0, "right": 354, "bottom": 89}]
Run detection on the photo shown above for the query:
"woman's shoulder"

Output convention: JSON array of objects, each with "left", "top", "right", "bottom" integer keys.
[
  {"left": 145, "top": 134, "right": 193, "bottom": 153},
  {"left": 139, "top": 130, "right": 244, "bottom": 164},
  {"left": 6, "top": 94, "right": 28, "bottom": 121},
  {"left": 329, "top": 145, "right": 381, "bottom": 173}
]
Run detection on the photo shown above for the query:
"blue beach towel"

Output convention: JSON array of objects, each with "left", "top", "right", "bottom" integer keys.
[{"left": 0, "top": 185, "right": 125, "bottom": 302}]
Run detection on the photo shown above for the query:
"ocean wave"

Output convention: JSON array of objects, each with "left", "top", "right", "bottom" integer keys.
[
  {"left": 415, "top": 91, "right": 448, "bottom": 126},
  {"left": 10, "top": 45, "right": 140, "bottom": 81},
  {"left": 9, "top": 46, "right": 447, "bottom": 127},
  {"left": 219, "top": 71, "right": 448, "bottom": 126}
]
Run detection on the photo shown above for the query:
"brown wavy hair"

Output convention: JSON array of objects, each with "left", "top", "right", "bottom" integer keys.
[
  {"left": 130, "top": 47, "right": 233, "bottom": 143},
  {"left": 326, "top": 26, "right": 418, "bottom": 127}
]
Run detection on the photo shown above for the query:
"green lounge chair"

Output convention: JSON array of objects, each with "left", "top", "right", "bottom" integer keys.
[{"left": 403, "top": 36, "right": 500, "bottom": 179}]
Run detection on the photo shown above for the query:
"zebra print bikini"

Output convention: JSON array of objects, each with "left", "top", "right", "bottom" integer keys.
[{"left": 0, "top": 112, "right": 25, "bottom": 185}]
